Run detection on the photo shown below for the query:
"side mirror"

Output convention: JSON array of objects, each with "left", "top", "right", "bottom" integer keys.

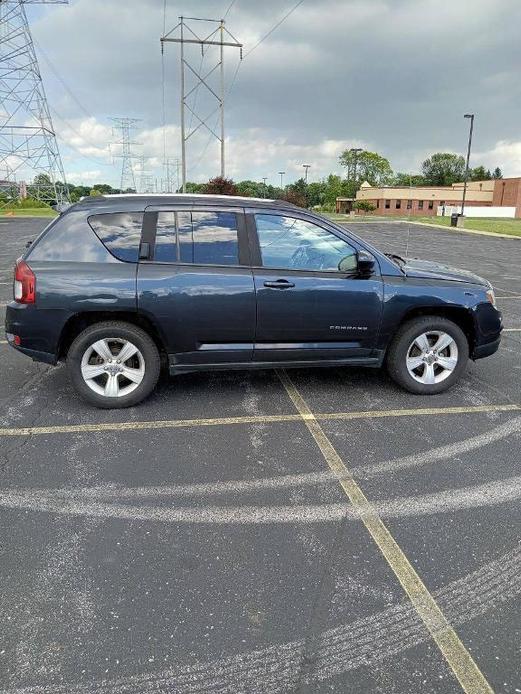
[
  {"left": 337, "top": 254, "right": 358, "bottom": 273},
  {"left": 357, "top": 249, "right": 375, "bottom": 275}
]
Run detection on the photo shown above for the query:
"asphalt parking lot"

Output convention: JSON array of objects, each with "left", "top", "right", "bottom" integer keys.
[{"left": 0, "top": 217, "right": 520, "bottom": 693}]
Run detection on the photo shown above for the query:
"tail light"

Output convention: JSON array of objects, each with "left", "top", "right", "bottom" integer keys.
[{"left": 14, "top": 259, "right": 36, "bottom": 304}]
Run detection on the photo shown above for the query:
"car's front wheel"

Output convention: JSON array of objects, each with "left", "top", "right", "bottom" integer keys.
[
  {"left": 67, "top": 321, "right": 161, "bottom": 408},
  {"left": 386, "top": 316, "right": 469, "bottom": 394}
]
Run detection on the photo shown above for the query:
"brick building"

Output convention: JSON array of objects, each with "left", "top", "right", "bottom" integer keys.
[{"left": 336, "top": 177, "right": 521, "bottom": 217}]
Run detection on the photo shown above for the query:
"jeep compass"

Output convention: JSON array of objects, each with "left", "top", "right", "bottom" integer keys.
[{"left": 5, "top": 194, "right": 502, "bottom": 408}]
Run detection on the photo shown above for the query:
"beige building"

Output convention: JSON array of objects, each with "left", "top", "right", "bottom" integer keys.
[{"left": 336, "top": 178, "right": 521, "bottom": 217}]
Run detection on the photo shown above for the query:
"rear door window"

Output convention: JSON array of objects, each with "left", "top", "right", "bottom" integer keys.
[
  {"left": 153, "top": 210, "right": 239, "bottom": 266},
  {"left": 88, "top": 212, "right": 144, "bottom": 262}
]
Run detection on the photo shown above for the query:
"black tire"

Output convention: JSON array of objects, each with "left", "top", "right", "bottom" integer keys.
[
  {"left": 386, "top": 316, "right": 469, "bottom": 394},
  {"left": 67, "top": 321, "right": 161, "bottom": 408}
]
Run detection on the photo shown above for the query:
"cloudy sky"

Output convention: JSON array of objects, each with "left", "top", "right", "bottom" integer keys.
[{"left": 28, "top": 0, "right": 521, "bottom": 188}]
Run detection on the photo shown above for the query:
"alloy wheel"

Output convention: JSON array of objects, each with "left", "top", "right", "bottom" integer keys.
[
  {"left": 80, "top": 338, "right": 145, "bottom": 397},
  {"left": 406, "top": 330, "right": 459, "bottom": 385}
]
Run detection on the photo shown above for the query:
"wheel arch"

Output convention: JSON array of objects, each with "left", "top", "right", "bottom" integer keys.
[
  {"left": 58, "top": 311, "right": 167, "bottom": 360},
  {"left": 396, "top": 305, "right": 475, "bottom": 352}
]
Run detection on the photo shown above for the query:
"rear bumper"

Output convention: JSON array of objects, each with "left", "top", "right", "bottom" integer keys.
[
  {"left": 5, "top": 302, "right": 60, "bottom": 364},
  {"left": 5, "top": 333, "right": 57, "bottom": 365}
]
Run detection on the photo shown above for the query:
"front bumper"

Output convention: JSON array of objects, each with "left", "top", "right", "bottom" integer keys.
[{"left": 472, "top": 335, "right": 501, "bottom": 360}]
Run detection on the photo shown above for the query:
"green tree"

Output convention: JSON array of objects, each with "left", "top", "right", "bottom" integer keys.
[
  {"left": 470, "top": 165, "right": 492, "bottom": 181},
  {"left": 307, "top": 181, "right": 327, "bottom": 207},
  {"left": 392, "top": 172, "right": 427, "bottom": 186},
  {"left": 354, "top": 200, "right": 376, "bottom": 213},
  {"left": 421, "top": 153, "right": 465, "bottom": 186},
  {"left": 182, "top": 181, "right": 206, "bottom": 193},
  {"left": 339, "top": 149, "right": 393, "bottom": 186},
  {"left": 492, "top": 167, "right": 503, "bottom": 179},
  {"left": 91, "top": 183, "right": 118, "bottom": 194},
  {"left": 322, "top": 174, "right": 352, "bottom": 208},
  {"left": 236, "top": 180, "right": 265, "bottom": 198}
]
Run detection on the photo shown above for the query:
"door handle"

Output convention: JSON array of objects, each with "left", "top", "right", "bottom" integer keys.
[{"left": 263, "top": 279, "right": 295, "bottom": 289}]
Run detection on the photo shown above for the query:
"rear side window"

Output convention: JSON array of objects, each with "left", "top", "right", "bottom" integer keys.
[
  {"left": 154, "top": 211, "right": 239, "bottom": 266},
  {"left": 88, "top": 212, "right": 144, "bottom": 262},
  {"left": 27, "top": 212, "right": 117, "bottom": 263}
]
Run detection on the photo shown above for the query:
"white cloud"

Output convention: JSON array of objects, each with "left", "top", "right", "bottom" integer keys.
[
  {"left": 23, "top": 0, "right": 521, "bottom": 187},
  {"left": 66, "top": 169, "right": 103, "bottom": 184},
  {"left": 475, "top": 141, "right": 521, "bottom": 177}
]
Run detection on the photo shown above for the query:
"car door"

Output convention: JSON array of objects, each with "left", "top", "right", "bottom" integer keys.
[
  {"left": 137, "top": 206, "right": 256, "bottom": 365},
  {"left": 248, "top": 210, "right": 384, "bottom": 362}
]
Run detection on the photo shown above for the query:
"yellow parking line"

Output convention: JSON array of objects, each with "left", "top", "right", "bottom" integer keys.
[
  {"left": 276, "top": 369, "right": 493, "bottom": 694},
  {"left": 0, "top": 404, "right": 518, "bottom": 438}
]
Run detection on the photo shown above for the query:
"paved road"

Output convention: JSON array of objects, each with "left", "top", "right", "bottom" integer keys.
[{"left": 0, "top": 218, "right": 520, "bottom": 693}]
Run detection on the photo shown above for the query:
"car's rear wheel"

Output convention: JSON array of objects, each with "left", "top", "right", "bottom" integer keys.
[
  {"left": 386, "top": 316, "right": 469, "bottom": 394},
  {"left": 67, "top": 321, "right": 161, "bottom": 408}
]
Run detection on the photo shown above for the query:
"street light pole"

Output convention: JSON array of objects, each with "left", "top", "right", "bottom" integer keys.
[
  {"left": 461, "top": 114, "right": 474, "bottom": 217},
  {"left": 302, "top": 164, "right": 310, "bottom": 183},
  {"left": 262, "top": 177, "right": 267, "bottom": 198},
  {"left": 278, "top": 171, "right": 285, "bottom": 189}
]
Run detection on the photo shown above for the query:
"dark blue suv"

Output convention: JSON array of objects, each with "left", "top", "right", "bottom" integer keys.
[{"left": 5, "top": 194, "right": 502, "bottom": 408}]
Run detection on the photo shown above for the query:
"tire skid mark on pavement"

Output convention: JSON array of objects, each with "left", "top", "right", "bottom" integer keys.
[
  {"left": 1, "top": 474, "right": 521, "bottom": 525},
  {"left": 4, "top": 543, "right": 520, "bottom": 694},
  {"left": 354, "top": 414, "right": 521, "bottom": 479}
]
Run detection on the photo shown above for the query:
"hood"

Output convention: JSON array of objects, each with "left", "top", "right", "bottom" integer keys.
[{"left": 403, "top": 257, "right": 490, "bottom": 287}]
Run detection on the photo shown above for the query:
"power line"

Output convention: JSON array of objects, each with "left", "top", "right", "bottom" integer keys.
[
  {"left": 243, "top": 0, "right": 305, "bottom": 58},
  {"left": 33, "top": 36, "right": 94, "bottom": 123},
  {"left": 226, "top": 0, "right": 305, "bottom": 99},
  {"left": 223, "top": 0, "right": 238, "bottom": 19}
]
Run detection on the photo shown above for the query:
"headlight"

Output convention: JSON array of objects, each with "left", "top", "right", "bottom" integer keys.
[{"left": 486, "top": 289, "right": 496, "bottom": 307}]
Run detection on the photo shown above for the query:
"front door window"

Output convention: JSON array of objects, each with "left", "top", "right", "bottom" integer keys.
[{"left": 254, "top": 214, "right": 357, "bottom": 273}]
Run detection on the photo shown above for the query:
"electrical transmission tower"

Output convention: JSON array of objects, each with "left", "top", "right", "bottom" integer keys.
[
  {"left": 0, "top": 0, "right": 70, "bottom": 205},
  {"left": 162, "top": 157, "right": 180, "bottom": 192},
  {"left": 137, "top": 155, "right": 155, "bottom": 194},
  {"left": 161, "top": 16, "right": 242, "bottom": 192},
  {"left": 110, "top": 117, "right": 141, "bottom": 192}
]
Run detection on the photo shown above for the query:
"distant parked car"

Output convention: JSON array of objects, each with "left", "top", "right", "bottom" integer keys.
[{"left": 5, "top": 194, "right": 502, "bottom": 407}]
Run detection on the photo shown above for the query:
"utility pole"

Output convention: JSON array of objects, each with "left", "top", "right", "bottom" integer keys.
[
  {"left": 161, "top": 16, "right": 242, "bottom": 192},
  {"left": 0, "top": 0, "right": 70, "bottom": 206},
  {"left": 278, "top": 171, "right": 285, "bottom": 189},
  {"left": 302, "top": 164, "right": 311, "bottom": 183},
  {"left": 110, "top": 117, "right": 141, "bottom": 192},
  {"left": 262, "top": 177, "right": 267, "bottom": 198},
  {"left": 461, "top": 113, "right": 474, "bottom": 217}
]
